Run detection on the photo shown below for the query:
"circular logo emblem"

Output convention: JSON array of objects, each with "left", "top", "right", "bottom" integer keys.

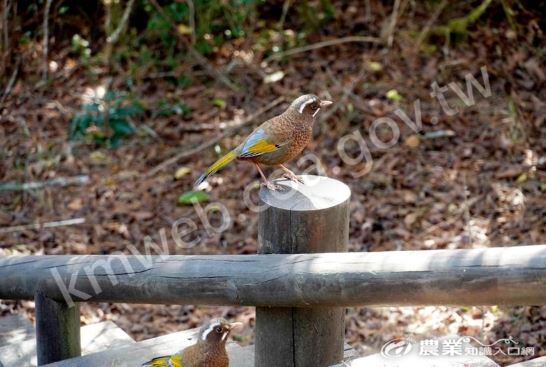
[{"left": 380, "top": 339, "right": 413, "bottom": 359}]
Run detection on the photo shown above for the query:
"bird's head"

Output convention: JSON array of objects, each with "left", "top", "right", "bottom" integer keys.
[
  {"left": 290, "top": 94, "right": 333, "bottom": 118},
  {"left": 199, "top": 318, "right": 243, "bottom": 346}
]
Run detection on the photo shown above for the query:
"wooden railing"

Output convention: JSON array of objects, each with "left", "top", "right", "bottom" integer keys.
[
  {"left": 0, "top": 176, "right": 545, "bottom": 366},
  {"left": 2, "top": 248, "right": 546, "bottom": 306}
]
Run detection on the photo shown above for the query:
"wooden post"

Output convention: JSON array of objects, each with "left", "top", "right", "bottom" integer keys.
[
  {"left": 35, "top": 291, "right": 81, "bottom": 365},
  {"left": 255, "top": 175, "right": 350, "bottom": 367}
]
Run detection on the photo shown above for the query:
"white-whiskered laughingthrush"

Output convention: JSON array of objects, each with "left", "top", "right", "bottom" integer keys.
[
  {"left": 141, "top": 318, "right": 242, "bottom": 367},
  {"left": 194, "top": 94, "right": 333, "bottom": 190}
]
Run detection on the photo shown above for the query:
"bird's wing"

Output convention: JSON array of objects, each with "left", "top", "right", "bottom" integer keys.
[
  {"left": 238, "top": 128, "right": 289, "bottom": 158},
  {"left": 168, "top": 354, "right": 184, "bottom": 367},
  {"left": 141, "top": 354, "right": 184, "bottom": 367}
]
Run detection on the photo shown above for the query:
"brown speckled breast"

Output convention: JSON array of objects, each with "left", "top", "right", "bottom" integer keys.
[
  {"left": 243, "top": 107, "right": 314, "bottom": 166},
  {"left": 181, "top": 342, "right": 229, "bottom": 367}
]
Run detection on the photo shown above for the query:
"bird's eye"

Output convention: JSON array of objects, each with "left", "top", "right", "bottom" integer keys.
[{"left": 215, "top": 326, "right": 223, "bottom": 333}]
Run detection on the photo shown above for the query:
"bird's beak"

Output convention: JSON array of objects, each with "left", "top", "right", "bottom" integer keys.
[
  {"left": 227, "top": 322, "right": 243, "bottom": 331},
  {"left": 320, "top": 100, "right": 333, "bottom": 107}
]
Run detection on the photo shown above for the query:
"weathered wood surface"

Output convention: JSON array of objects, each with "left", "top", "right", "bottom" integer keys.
[
  {"left": 330, "top": 335, "right": 501, "bottom": 367},
  {"left": 79, "top": 320, "right": 135, "bottom": 352},
  {"left": 0, "top": 314, "right": 34, "bottom": 348},
  {"left": 330, "top": 349, "right": 499, "bottom": 367},
  {"left": 329, "top": 337, "right": 546, "bottom": 367},
  {"left": 507, "top": 356, "right": 546, "bottom": 367},
  {"left": 332, "top": 354, "right": 546, "bottom": 367},
  {"left": 256, "top": 175, "right": 350, "bottom": 367},
  {"left": 35, "top": 292, "right": 81, "bottom": 365},
  {"left": 0, "top": 245, "right": 545, "bottom": 306},
  {"left": 0, "top": 321, "right": 135, "bottom": 367}
]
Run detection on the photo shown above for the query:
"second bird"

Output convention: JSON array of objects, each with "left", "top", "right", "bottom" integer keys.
[
  {"left": 141, "top": 319, "right": 242, "bottom": 367},
  {"left": 194, "top": 94, "right": 333, "bottom": 190}
]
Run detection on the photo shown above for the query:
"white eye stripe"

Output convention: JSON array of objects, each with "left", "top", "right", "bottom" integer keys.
[
  {"left": 298, "top": 99, "right": 315, "bottom": 114},
  {"left": 201, "top": 323, "right": 220, "bottom": 340}
]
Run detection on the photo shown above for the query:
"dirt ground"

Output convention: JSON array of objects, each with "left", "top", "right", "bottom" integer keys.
[{"left": 0, "top": 1, "right": 545, "bottom": 365}]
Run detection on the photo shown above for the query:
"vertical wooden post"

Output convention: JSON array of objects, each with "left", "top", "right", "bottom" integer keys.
[
  {"left": 256, "top": 175, "right": 350, "bottom": 367},
  {"left": 35, "top": 291, "right": 81, "bottom": 365}
]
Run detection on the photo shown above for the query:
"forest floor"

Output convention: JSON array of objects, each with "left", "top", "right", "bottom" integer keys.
[{"left": 1, "top": 2, "right": 545, "bottom": 365}]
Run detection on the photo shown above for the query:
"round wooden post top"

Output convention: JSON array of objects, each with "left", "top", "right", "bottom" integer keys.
[{"left": 259, "top": 175, "right": 351, "bottom": 211}]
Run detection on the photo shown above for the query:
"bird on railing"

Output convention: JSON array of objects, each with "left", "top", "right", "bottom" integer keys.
[
  {"left": 194, "top": 94, "right": 333, "bottom": 190},
  {"left": 141, "top": 318, "right": 242, "bottom": 367}
]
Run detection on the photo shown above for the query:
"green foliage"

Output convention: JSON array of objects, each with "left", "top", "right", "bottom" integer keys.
[
  {"left": 295, "top": 0, "right": 336, "bottom": 32},
  {"left": 211, "top": 98, "right": 226, "bottom": 109},
  {"left": 71, "top": 34, "right": 91, "bottom": 61},
  {"left": 70, "top": 92, "right": 143, "bottom": 148},
  {"left": 144, "top": 0, "right": 260, "bottom": 56},
  {"left": 386, "top": 89, "right": 403, "bottom": 102},
  {"left": 429, "top": 0, "right": 493, "bottom": 43},
  {"left": 146, "top": 2, "right": 186, "bottom": 49},
  {"left": 153, "top": 99, "right": 191, "bottom": 118},
  {"left": 256, "top": 0, "right": 335, "bottom": 60},
  {"left": 178, "top": 191, "right": 210, "bottom": 205}
]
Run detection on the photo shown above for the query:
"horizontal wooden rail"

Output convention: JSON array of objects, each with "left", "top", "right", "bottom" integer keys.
[{"left": 0, "top": 245, "right": 545, "bottom": 307}]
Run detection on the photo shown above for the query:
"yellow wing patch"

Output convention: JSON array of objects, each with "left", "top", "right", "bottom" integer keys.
[
  {"left": 142, "top": 356, "right": 169, "bottom": 367},
  {"left": 245, "top": 139, "right": 278, "bottom": 155},
  {"left": 238, "top": 128, "right": 285, "bottom": 158},
  {"left": 169, "top": 354, "right": 183, "bottom": 367},
  {"left": 142, "top": 354, "right": 183, "bottom": 367}
]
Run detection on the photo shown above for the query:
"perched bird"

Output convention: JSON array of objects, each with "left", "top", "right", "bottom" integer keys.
[
  {"left": 141, "top": 318, "right": 242, "bottom": 367},
  {"left": 194, "top": 94, "right": 333, "bottom": 190}
]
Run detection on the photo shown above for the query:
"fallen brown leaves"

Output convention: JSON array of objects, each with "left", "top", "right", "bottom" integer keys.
[{"left": 0, "top": 1, "right": 545, "bottom": 364}]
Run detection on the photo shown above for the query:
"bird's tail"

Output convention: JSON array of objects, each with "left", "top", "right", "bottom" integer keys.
[{"left": 194, "top": 150, "right": 237, "bottom": 187}]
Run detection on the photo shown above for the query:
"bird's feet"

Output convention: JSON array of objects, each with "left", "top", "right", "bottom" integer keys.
[
  {"left": 282, "top": 171, "right": 304, "bottom": 184},
  {"left": 262, "top": 180, "right": 280, "bottom": 191},
  {"left": 279, "top": 165, "right": 304, "bottom": 184}
]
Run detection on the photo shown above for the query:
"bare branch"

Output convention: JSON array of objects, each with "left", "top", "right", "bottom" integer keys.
[
  {"left": 0, "top": 57, "right": 19, "bottom": 106},
  {"left": 264, "top": 36, "right": 381, "bottom": 63},
  {"left": 106, "top": 0, "right": 136, "bottom": 45},
  {"left": 0, "top": 175, "right": 90, "bottom": 192},
  {"left": 184, "top": 0, "right": 196, "bottom": 45},
  {"left": 2, "top": 0, "right": 10, "bottom": 66},
  {"left": 42, "top": 0, "right": 53, "bottom": 81},
  {"left": 0, "top": 218, "right": 86, "bottom": 234},
  {"left": 384, "top": 0, "right": 401, "bottom": 47},
  {"left": 415, "top": 0, "right": 448, "bottom": 48}
]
